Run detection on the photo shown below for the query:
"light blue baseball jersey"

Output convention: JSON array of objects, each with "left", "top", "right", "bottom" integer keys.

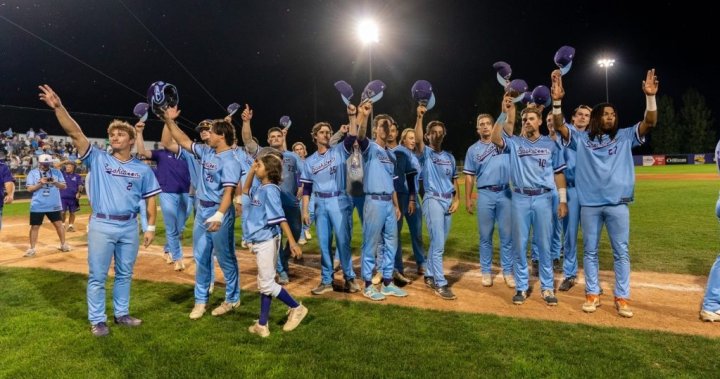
[
  {"left": 568, "top": 123, "right": 643, "bottom": 206},
  {"left": 390, "top": 145, "right": 418, "bottom": 194},
  {"left": 503, "top": 134, "right": 565, "bottom": 189},
  {"left": 463, "top": 140, "right": 510, "bottom": 187},
  {"left": 300, "top": 143, "right": 350, "bottom": 193},
  {"left": 715, "top": 138, "right": 720, "bottom": 172},
  {"left": 179, "top": 149, "right": 201, "bottom": 187},
  {"left": 234, "top": 146, "right": 258, "bottom": 190},
  {"left": 26, "top": 167, "right": 65, "bottom": 212},
  {"left": 562, "top": 127, "right": 578, "bottom": 185},
  {"left": 418, "top": 147, "right": 458, "bottom": 194},
  {"left": 80, "top": 146, "right": 161, "bottom": 215},
  {"left": 191, "top": 143, "right": 242, "bottom": 203},
  {"left": 243, "top": 183, "right": 285, "bottom": 243},
  {"left": 362, "top": 141, "right": 398, "bottom": 194},
  {"left": 280, "top": 150, "right": 304, "bottom": 207}
]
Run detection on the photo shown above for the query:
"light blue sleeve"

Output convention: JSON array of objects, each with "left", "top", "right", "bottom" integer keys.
[
  {"left": 450, "top": 153, "right": 458, "bottom": 179},
  {"left": 463, "top": 146, "right": 476, "bottom": 175},
  {"left": 265, "top": 186, "right": 286, "bottom": 225},
  {"left": 220, "top": 156, "right": 241, "bottom": 188},
  {"left": 141, "top": 166, "right": 162, "bottom": 198},
  {"left": 552, "top": 143, "right": 566, "bottom": 172},
  {"left": 26, "top": 170, "right": 38, "bottom": 186},
  {"left": 53, "top": 169, "right": 66, "bottom": 183}
]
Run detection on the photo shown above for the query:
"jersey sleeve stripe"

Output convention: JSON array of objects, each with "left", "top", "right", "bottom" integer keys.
[
  {"left": 268, "top": 216, "right": 287, "bottom": 225},
  {"left": 462, "top": 169, "right": 475, "bottom": 175},
  {"left": 79, "top": 144, "right": 93, "bottom": 161},
  {"left": 222, "top": 181, "right": 238, "bottom": 187},
  {"left": 553, "top": 164, "right": 567, "bottom": 173},
  {"left": 142, "top": 188, "right": 162, "bottom": 198}
]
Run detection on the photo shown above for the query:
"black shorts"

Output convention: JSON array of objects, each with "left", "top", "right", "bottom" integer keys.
[{"left": 30, "top": 211, "right": 62, "bottom": 225}]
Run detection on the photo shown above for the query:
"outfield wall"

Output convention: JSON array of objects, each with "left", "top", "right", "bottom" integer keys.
[{"left": 633, "top": 153, "right": 715, "bottom": 166}]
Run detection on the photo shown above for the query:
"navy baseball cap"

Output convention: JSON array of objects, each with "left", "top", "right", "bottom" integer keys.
[
  {"left": 227, "top": 102, "right": 241, "bottom": 116},
  {"left": 334, "top": 80, "right": 354, "bottom": 106},
  {"left": 279, "top": 115, "right": 292, "bottom": 128},
  {"left": 493, "top": 61, "right": 512, "bottom": 86},
  {"left": 147, "top": 81, "right": 179, "bottom": 117},
  {"left": 531, "top": 85, "right": 552, "bottom": 107},
  {"left": 361, "top": 80, "right": 386, "bottom": 104},
  {"left": 554, "top": 45, "right": 575, "bottom": 75},
  {"left": 195, "top": 119, "right": 212, "bottom": 132},
  {"left": 133, "top": 102, "right": 149, "bottom": 122},
  {"left": 411, "top": 80, "right": 436, "bottom": 110}
]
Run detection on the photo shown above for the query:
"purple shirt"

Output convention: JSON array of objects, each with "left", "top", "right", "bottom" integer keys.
[
  {"left": 0, "top": 163, "right": 13, "bottom": 209},
  {"left": 59, "top": 172, "right": 83, "bottom": 199},
  {"left": 150, "top": 149, "right": 191, "bottom": 194}
]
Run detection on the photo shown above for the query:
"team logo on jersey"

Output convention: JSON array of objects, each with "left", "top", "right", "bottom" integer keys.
[
  {"left": 517, "top": 147, "right": 551, "bottom": 157},
  {"left": 311, "top": 157, "right": 336, "bottom": 175},
  {"left": 474, "top": 146, "right": 500, "bottom": 162},
  {"left": 202, "top": 161, "right": 218, "bottom": 170},
  {"left": 104, "top": 164, "right": 140, "bottom": 178},
  {"left": 251, "top": 198, "right": 262, "bottom": 206},
  {"left": 584, "top": 138, "right": 617, "bottom": 150},
  {"left": 431, "top": 155, "right": 453, "bottom": 166},
  {"left": 376, "top": 152, "right": 394, "bottom": 164}
]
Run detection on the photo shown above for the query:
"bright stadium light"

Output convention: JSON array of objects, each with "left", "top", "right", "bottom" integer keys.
[
  {"left": 597, "top": 58, "right": 615, "bottom": 102},
  {"left": 357, "top": 19, "right": 379, "bottom": 45}
]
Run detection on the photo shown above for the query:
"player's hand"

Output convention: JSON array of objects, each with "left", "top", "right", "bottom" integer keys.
[
  {"left": 416, "top": 105, "right": 427, "bottom": 118},
  {"left": 502, "top": 93, "right": 515, "bottom": 113},
  {"left": 206, "top": 221, "right": 221, "bottom": 232},
  {"left": 38, "top": 85, "right": 62, "bottom": 109},
  {"left": 339, "top": 124, "right": 349, "bottom": 134},
  {"left": 143, "top": 231, "right": 155, "bottom": 248},
  {"left": 558, "top": 202, "right": 568, "bottom": 219},
  {"left": 408, "top": 199, "right": 416, "bottom": 215},
  {"left": 303, "top": 212, "right": 311, "bottom": 226},
  {"left": 223, "top": 115, "right": 233, "bottom": 124},
  {"left": 642, "top": 68, "right": 659, "bottom": 96},
  {"left": 449, "top": 197, "right": 460, "bottom": 214},
  {"left": 347, "top": 104, "right": 357, "bottom": 116},
  {"left": 358, "top": 101, "right": 372, "bottom": 118},
  {"left": 241, "top": 104, "right": 253, "bottom": 122},
  {"left": 290, "top": 243, "right": 303, "bottom": 259},
  {"left": 163, "top": 106, "right": 181, "bottom": 121},
  {"left": 395, "top": 206, "right": 402, "bottom": 221},
  {"left": 234, "top": 203, "right": 242, "bottom": 217},
  {"left": 3, "top": 194, "right": 13, "bottom": 204},
  {"left": 465, "top": 199, "right": 474, "bottom": 214}
]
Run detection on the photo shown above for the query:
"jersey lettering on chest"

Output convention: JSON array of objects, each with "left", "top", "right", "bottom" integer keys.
[
  {"left": 103, "top": 163, "right": 140, "bottom": 178},
  {"left": 311, "top": 156, "right": 336, "bottom": 175}
]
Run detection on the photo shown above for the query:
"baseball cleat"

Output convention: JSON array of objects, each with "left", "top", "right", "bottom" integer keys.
[
  {"left": 248, "top": 320, "right": 270, "bottom": 338},
  {"left": 614, "top": 298, "right": 634, "bottom": 318},
  {"left": 541, "top": 289, "right": 558, "bottom": 306},
  {"left": 434, "top": 285, "right": 457, "bottom": 300},
  {"left": 24, "top": 248, "right": 36, "bottom": 258},
  {"left": 90, "top": 322, "right": 109, "bottom": 337},
  {"left": 700, "top": 309, "right": 720, "bottom": 322},
  {"left": 114, "top": 315, "right": 142, "bottom": 327},
  {"left": 344, "top": 279, "right": 360, "bottom": 293},
  {"left": 582, "top": 294, "right": 601, "bottom": 313},
  {"left": 363, "top": 285, "right": 386, "bottom": 301},
  {"left": 283, "top": 303, "right": 308, "bottom": 332},
  {"left": 512, "top": 290, "right": 528, "bottom": 305},
  {"left": 211, "top": 301, "right": 240, "bottom": 316},
  {"left": 481, "top": 273, "right": 493, "bottom": 287},
  {"left": 381, "top": 283, "right": 408, "bottom": 297},
  {"left": 503, "top": 273, "right": 516, "bottom": 288},
  {"left": 189, "top": 304, "right": 207, "bottom": 320},
  {"left": 559, "top": 276, "right": 576, "bottom": 292},
  {"left": 311, "top": 282, "right": 334, "bottom": 295}
]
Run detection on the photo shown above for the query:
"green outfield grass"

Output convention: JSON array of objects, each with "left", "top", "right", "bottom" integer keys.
[
  {"left": 3, "top": 164, "right": 719, "bottom": 275},
  {"left": 0, "top": 267, "right": 718, "bottom": 378}
]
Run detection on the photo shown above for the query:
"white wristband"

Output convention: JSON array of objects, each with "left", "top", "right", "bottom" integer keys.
[
  {"left": 552, "top": 100, "right": 561, "bottom": 107},
  {"left": 205, "top": 211, "right": 224, "bottom": 224},
  {"left": 552, "top": 107, "right": 562, "bottom": 115},
  {"left": 558, "top": 188, "right": 567, "bottom": 203},
  {"left": 234, "top": 195, "right": 242, "bottom": 204},
  {"left": 646, "top": 95, "right": 657, "bottom": 111},
  {"left": 147, "top": 225, "right": 156, "bottom": 232}
]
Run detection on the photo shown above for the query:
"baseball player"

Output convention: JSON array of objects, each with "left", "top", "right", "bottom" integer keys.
[
  {"left": 24, "top": 153, "right": 69, "bottom": 257},
  {"left": 396, "top": 128, "right": 427, "bottom": 275},
  {"left": 387, "top": 122, "right": 422, "bottom": 282},
  {"left": 163, "top": 107, "right": 242, "bottom": 320},
  {"left": 0, "top": 160, "right": 15, "bottom": 231},
  {"left": 135, "top": 122, "right": 191, "bottom": 272},
  {"left": 59, "top": 160, "right": 83, "bottom": 232},
  {"left": 551, "top": 68, "right": 659, "bottom": 317},
  {"left": 354, "top": 106, "right": 406, "bottom": 301},
  {"left": 293, "top": 141, "right": 313, "bottom": 245},
  {"left": 243, "top": 154, "right": 308, "bottom": 337},
  {"left": 557, "top": 105, "right": 592, "bottom": 291},
  {"left": 491, "top": 94, "right": 568, "bottom": 306},
  {"left": 464, "top": 113, "right": 514, "bottom": 288},
  {"left": 700, "top": 138, "right": 720, "bottom": 322},
  {"left": 39, "top": 85, "right": 160, "bottom": 337},
  {"left": 414, "top": 104, "right": 461, "bottom": 300},
  {"left": 301, "top": 108, "right": 360, "bottom": 295},
  {"left": 240, "top": 105, "right": 303, "bottom": 285}
]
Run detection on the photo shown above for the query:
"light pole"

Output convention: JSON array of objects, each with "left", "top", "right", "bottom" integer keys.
[
  {"left": 357, "top": 19, "right": 379, "bottom": 83},
  {"left": 597, "top": 58, "right": 615, "bottom": 103}
]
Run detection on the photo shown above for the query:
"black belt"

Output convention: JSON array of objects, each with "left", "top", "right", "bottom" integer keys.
[
  {"left": 368, "top": 194, "right": 392, "bottom": 201},
  {"left": 95, "top": 213, "right": 135, "bottom": 221},
  {"left": 199, "top": 200, "right": 218, "bottom": 207},
  {"left": 479, "top": 184, "right": 509, "bottom": 192},
  {"left": 315, "top": 191, "right": 343, "bottom": 198},
  {"left": 513, "top": 187, "right": 551, "bottom": 196},
  {"left": 429, "top": 191, "right": 453, "bottom": 199}
]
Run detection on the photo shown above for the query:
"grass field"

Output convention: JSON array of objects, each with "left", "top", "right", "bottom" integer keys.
[
  {"left": 7, "top": 164, "right": 716, "bottom": 274},
  {"left": 1, "top": 267, "right": 719, "bottom": 378}
]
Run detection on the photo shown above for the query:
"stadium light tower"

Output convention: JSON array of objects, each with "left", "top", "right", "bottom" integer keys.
[
  {"left": 357, "top": 19, "right": 379, "bottom": 82},
  {"left": 597, "top": 58, "right": 615, "bottom": 103}
]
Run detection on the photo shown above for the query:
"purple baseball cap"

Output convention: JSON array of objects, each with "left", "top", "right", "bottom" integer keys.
[
  {"left": 227, "top": 102, "right": 241, "bottom": 116},
  {"left": 519, "top": 91, "right": 532, "bottom": 105},
  {"left": 133, "top": 102, "right": 149, "bottom": 122},
  {"left": 505, "top": 79, "right": 528, "bottom": 102},
  {"left": 146, "top": 81, "right": 179, "bottom": 117},
  {"left": 531, "top": 85, "right": 552, "bottom": 107},
  {"left": 334, "top": 80, "right": 354, "bottom": 106},
  {"left": 493, "top": 61, "right": 512, "bottom": 86},
  {"left": 411, "top": 80, "right": 436, "bottom": 110},
  {"left": 279, "top": 115, "right": 292, "bottom": 128},
  {"left": 361, "top": 79, "right": 386, "bottom": 104},
  {"left": 554, "top": 45, "right": 575, "bottom": 75}
]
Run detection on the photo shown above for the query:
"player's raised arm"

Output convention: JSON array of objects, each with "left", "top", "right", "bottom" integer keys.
[
  {"left": 134, "top": 122, "right": 153, "bottom": 159},
  {"left": 160, "top": 122, "right": 180, "bottom": 154},
  {"left": 162, "top": 106, "right": 193, "bottom": 152},
  {"left": 240, "top": 104, "right": 258, "bottom": 154},
  {"left": 638, "top": 68, "right": 659, "bottom": 137},
  {"left": 414, "top": 104, "right": 427, "bottom": 153},
  {"left": 491, "top": 94, "right": 513, "bottom": 149},
  {"left": 38, "top": 85, "right": 90, "bottom": 156},
  {"left": 550, "top": 69, "right": 570, "bottom": 142},
  {"left": 355, "top": 102, "right": 371, "bottom": 139}
]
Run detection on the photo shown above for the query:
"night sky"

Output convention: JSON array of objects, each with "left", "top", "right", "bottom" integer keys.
[{"left": 0, "top": 0, "right": 715, "bottom": 156}]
